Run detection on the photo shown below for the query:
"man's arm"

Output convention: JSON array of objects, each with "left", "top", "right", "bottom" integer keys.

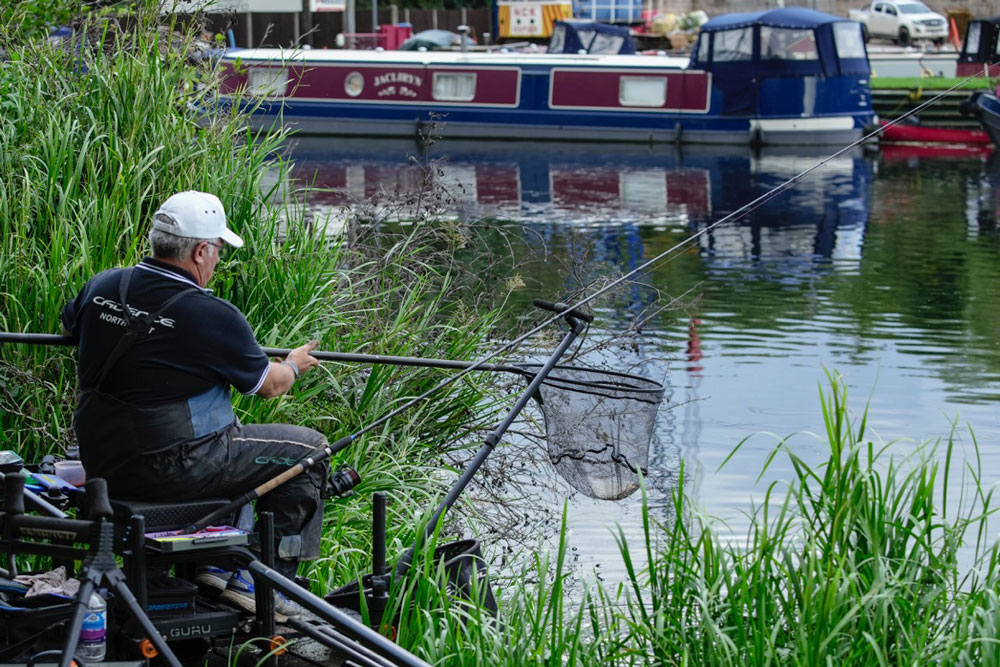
[{"left": 256, "top": 340, "right": 321, "bottom": 399}]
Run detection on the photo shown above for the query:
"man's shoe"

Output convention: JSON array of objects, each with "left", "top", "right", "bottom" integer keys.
[
  {"left": 194, "top": 566, "right": 233, "bottom": 593},
  {"left": 218, "top": 569, "right": 302, "bottom": 622}
]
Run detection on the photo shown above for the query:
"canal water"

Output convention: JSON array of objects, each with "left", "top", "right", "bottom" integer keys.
[{"left": 288, "top": 137, "right": 1000, "bottom": 585}]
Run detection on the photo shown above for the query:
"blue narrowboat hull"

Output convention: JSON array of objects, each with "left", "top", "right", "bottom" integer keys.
[
  {"left": 247, "top": 99, "right": 870, "bottom": 146},
  {"left": 220, "top": 9, "right": 876, "bottom": 146}
]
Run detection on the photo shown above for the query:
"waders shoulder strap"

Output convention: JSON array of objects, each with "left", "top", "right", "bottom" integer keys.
[{"left": 90, "top": 267, "right": 199, "bottom": 391}]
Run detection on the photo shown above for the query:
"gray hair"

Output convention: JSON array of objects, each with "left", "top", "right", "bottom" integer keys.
[{"left": 149, "top": 214, "right": 215, "bottom": 260}]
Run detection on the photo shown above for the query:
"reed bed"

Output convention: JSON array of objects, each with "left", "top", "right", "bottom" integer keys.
[
  {"left": 0, "top": 4, "right": 508, "bottom": 589},
  {"left": 381, "top": 373, "right": 1000, "bottom": 666}
]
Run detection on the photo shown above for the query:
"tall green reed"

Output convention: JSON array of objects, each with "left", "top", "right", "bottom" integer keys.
[
  {"left": 614, "top": 371, "right": 1000, "bottom": 666},
  {"left": 364, "top": 372, "right": 1000, "bottom": 667},
  {"left": 0, "top": 5, "right": 513, "bottom": 590}
]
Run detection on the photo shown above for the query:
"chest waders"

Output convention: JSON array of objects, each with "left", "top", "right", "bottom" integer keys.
[{"left": 73, "top": 268, "right": 200, "bottom": 478}]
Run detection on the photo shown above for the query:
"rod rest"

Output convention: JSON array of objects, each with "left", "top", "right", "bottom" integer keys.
[
  {"left": 2, "top": 472, "right": 90, "bottom": 540},
  {"left": 84, "top": 478, "right": 113, "bottom": 520},
  {"left": 8, "top": 514, "right": 93, "bottom": 542}
]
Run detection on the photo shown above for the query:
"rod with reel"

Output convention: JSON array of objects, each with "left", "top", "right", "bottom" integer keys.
[
  {"left": 0, "top": 301, "right": 599, "bottom": 532},
  {"left": 174, "top": 299, "right": 595, "bottom": 533},
  {"left": 0, "top": 299, "right": 662, "bottom": 546}
]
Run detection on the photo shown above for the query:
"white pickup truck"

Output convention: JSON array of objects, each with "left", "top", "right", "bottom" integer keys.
[{"left": 848, "top": 0, "right": 948, "bottom": 45}]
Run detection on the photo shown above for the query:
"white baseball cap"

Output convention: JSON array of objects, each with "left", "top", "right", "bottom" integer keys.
[{"left": 152, "top": 191, "right": 244, "bottom": 248}]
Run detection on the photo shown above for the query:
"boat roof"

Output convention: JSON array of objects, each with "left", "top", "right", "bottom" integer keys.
[
  {"left": 224, "top": 47, "right": 691, "bottom": 68},
  {"left": 701, "top": 7, "right": 855, "bottom": 31}
]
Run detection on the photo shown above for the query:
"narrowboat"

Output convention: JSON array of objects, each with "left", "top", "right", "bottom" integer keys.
[{"left": 219, "top": 8, "right": 875, "bottom": 146}]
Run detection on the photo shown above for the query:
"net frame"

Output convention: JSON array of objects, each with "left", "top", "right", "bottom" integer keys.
[{"left": 518, "top": 364, "right": 665, "bottom": 500}]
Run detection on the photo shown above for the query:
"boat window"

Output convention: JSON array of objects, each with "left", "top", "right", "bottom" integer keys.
[
  {"left": 619, "top": 76, "right": 666, "bottom": 107},
  {"left": 965, "top": 21, "right": 981, "bottom": 56},
  {"left": 550, "top": 24, "right": 566, "bottom": 53},
  {"left": 712, "top": 27, "right": 753, "bottom": 62},
  {"left": 696, "top": 33, "right": 709, "bottom": 64},
  {"left": 761, "top": 27, "right": 817, "bottom": 60},
  {"left": 833, "top": 22, "right": 867, "bottom": 59},
  {"left": 433, "top": 72, "right": 477, "bottom": 101},
  {"left": 344, "top": 71, "right": 364, "bottom": 97},
  {"left": 576, "top": 29, "right": 596, "bottom": 52},
  {"left": 247, "top": 67, "right": 289, "bottom": 97},
  {"left": 590, "top": 32, "right": 625, "bottom": 54}
]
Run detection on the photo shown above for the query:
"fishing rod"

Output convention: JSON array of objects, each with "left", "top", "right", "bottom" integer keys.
[
  {"left": 0, "top": 325, "right": 640, "bottom": 393},
  {"left": 1, "top": 332, "right": 534, "bottom": 378},
  {"left": 0, "top": 303, "right": 596, "bottom": 533}
]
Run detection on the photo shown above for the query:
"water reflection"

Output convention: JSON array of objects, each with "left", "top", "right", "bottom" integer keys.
[
  {"left": 285, "top": 137, "right": 1000, "bottom": 584},
  {"left": 695, "top": 152, "right": 870, "bottom": 265},
  {"left": 288, "top": 139, "right": 871, "bottom": 238}
]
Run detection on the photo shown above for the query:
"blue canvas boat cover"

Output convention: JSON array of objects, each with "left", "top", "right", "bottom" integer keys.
[
  {"left": 549, "top": 21, "right": 636, "bottom": 55},
  {"left": 692, "top": 7, "right": 869, "bottom": 77},
  {"left": 701, "top": 7, "right": 849, "bottom": 31}
]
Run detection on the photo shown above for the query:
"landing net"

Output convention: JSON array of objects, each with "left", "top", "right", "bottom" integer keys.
[{"left": 520, "top": 365, "right": 665, "bottom": 501}]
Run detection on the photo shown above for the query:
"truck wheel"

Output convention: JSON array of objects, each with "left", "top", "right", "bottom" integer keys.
[{"left": 898, "top": 27, "right": 911, "bottom": 46}]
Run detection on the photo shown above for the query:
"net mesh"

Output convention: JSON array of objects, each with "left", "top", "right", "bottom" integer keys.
[{"left": 521, "top": 365, "right": 665, "bottom": 501}]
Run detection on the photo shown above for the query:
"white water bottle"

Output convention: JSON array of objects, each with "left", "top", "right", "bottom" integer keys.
[{"left": 77, "top": 591, "right": 107, "bottom": 662}]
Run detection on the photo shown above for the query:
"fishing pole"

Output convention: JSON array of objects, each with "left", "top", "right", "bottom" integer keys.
[
  {"left": 181, "top": 299, "right": 595, "bottom": 533},
  {"left": 0, "top": 328, "right": 637, "bottom": 392}
]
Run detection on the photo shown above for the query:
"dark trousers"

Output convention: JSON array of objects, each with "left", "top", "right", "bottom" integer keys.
[{"left": 105, "top": 423, "right": 329, "bottom": 577}]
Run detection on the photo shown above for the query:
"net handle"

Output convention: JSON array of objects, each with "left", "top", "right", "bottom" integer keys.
[{"left": 0, "top": 333, "right": 663, "bottom": 397}]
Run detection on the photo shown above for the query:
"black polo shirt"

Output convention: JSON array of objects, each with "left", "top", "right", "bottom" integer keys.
[{"left": 61, "top": 258, "right": 270, "bottom": 437}]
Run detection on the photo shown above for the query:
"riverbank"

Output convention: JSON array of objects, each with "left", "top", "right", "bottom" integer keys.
[{"left": 0, "top": 0, "right": 508, "bottom": 626}]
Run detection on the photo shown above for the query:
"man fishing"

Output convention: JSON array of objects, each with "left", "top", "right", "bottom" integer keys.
[{"left": 60, "top": 190, "right": 328, "bottom": 620}]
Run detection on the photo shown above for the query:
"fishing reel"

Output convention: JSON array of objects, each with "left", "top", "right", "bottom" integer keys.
[{"left": 324, "top": 466, "right": 361, "bottom": 499}]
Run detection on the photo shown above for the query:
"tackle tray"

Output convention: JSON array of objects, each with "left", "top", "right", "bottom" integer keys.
[{"left": 144, "top": 526, "right": 248, "bottom": 553}]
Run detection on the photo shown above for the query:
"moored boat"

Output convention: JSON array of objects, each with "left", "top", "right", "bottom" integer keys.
[
  {"left": 957, "top": 16, "right": 1000, "bottom": 77},
  {"left": 878, "top": 119, "right": 991, "bottom": 145},
  {"left": 957, "top": 19, "right": 1000, "bottom": 148},
  {"left": 218, "top": 8, "right": 874, "bottom": 146},
  {"left": 968, "top": 91, "right": 1000, "bottom": 147}
]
